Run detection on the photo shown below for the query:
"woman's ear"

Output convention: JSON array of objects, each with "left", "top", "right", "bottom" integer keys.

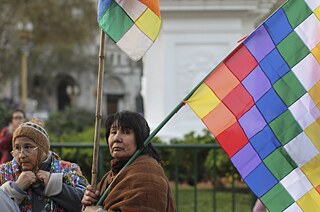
[{"left": 41, "top": 151, "right": 49, "bottom": 161}]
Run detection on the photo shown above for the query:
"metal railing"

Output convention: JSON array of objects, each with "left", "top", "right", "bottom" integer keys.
[{"left": 51, "top": 143, "right": 255, "bottom": 212}]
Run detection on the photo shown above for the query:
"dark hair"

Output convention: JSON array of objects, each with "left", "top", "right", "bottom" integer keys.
[
  {"left": 105, "top": 111, "right": 161, "bottom": 162},
  {"left": 11, "top": 109, "right": 25, "bottom": 120}
]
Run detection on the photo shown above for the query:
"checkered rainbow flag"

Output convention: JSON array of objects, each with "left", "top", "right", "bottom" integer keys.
[
  {"left": 98, "top": 0, "right": 161, "bottom": 61},
  {"left": 186, "top": 0, "right": 320, "bottom": 211}
]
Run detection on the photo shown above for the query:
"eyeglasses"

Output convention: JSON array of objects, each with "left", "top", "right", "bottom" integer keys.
[
  {"left": 11, "top": 146, "right": 38, "bottom": 156},
  {"left": 13, "top": 116, "right": 24, "bottom": 120}
]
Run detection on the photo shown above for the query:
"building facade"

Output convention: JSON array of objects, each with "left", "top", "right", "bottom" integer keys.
[
  {"left": 1, "top": 0, "right": 281, "bottom": 139},
  {"left": 0, "top": 37, "right": 143, "bottom": 119},
  {"left": 143, "top": 0, "right": 279, "bottom": 139}
]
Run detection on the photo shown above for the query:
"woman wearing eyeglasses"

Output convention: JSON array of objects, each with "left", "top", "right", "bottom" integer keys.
[{"left": 0, "top": 118, "right": 88, "bottom": 211}]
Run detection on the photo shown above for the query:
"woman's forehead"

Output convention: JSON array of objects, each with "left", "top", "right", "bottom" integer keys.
[
  {"left": 111, "top": 120, "right": 132, "bottom": 129},
  {"left": 110, "top": 125, "right": 133, "bottom": 131},
  {"left": 14, "top": 137, "right": 36, "bottom": 145}
]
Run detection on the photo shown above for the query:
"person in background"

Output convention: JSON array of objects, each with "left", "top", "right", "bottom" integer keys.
[
  {"left": 82, "top": 111, "right": 176, "bottom": 212},
  {"left": 0, "top": 118, "right": 88, "bottom": 211},
  {"left": 0, "top": 109, "right": 25, "bottom": 164}
]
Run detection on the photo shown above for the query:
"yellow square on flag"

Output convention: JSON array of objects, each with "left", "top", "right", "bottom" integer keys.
[
  {"left": 187, "top": 83, "right": 221, "bottom": 119},
  {"left": 305, "top": 118, "right": 320, "bottom": 151},
  {"left": 297, "top": 189, "right": 320, "bottom": 211},
  {"left": 308, "top": 81, "right": 320, "bottom": 110},
  {"left": 314, "top": 7, "right": 320, "bottom": 20},
  {"left": 301, "top": 154, "right": 320, "bottom": 186},
  {"left": 136, "top": 8, "right": 162, "bottom": 41},
  {"left": 311, "top": 43, "right": 320, "bottom": 64}
]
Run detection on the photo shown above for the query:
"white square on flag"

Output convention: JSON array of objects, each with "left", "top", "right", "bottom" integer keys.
[
  {"left": 289, "top": 93, "right": 320, "bottom": 129},
  {"left": 283, "top": 202, "right": 303, "bottom": 212},
  {"left": 284, "top": 132, "right": 319, "bottom": 167},
  {"left": 116, "top": 0, "right": 147, "bottom": 21},
  {"left": 117, "top": 25, "right": 153, "bottom": 61},
  {"left": 292, "top": 54, "right": 320, "bottom": 90},
  {"left": 295, "top": 14, "right": 320, "bottom": 50},
  {"left": 280, "top": 169, "right": 313, "bottom": 201},
  {"left": 305, "top": 0, "right": 320, "bottom": 11}
]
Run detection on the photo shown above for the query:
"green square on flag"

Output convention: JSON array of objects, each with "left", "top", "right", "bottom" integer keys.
[
  {"left": 270, "top": 110, "right": 303, "bottom": 145},
  {"left": 277, "top": 31, "right": 310, "bottom": 68},
  {"left": 261, "top": 184, "right": 295, "bottom": 211},
  {"left": 263, "top": 147, "right": 297, "bottom": 181},
  {"left": 282, "top": 0, "right": 312, "bottom": 28},
  {"left": 273, "top": 71, "right": 307, "bottom": 107},
  {"left": 100, "top": 2, "right": 134, "bottom": 42}
]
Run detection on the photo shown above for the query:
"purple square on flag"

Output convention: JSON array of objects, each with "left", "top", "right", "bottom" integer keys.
[
  {"left": 242, "top": 66, "right": 272, "bottom": 101},
  {"left": 244, "top": 25, "right": 275, "bottom": 62},
  {"left": 244, "top": 163, "right": 278, "bottom": 198},
  {"left": 239, "top": 106, "right": 267, "bottom": 139},
  {"left": 231, "top": 143, "right": 262, "bottom": 178}
]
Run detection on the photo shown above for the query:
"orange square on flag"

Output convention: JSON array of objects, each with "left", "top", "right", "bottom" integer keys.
[
  {"left": 202, "top": 103, "right": 236, "bottom": 137},
  {"left": 205, "top": 63, "right": 240, "bottom": 99},
  {"left": 139, "top": 0, "right": 161, "bottom": 17}
]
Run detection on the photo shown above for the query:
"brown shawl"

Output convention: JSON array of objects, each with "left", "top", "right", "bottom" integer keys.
[{"left": 97, "top": 155, "right": 176, "bottom": 212}]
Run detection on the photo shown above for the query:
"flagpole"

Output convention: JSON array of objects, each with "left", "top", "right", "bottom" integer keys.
[
  {"left": 96, "top": 60, "right": 221, "bottom": 205},
  {"left": 91, "top": 29, "right": 106, "bottom": 189}
]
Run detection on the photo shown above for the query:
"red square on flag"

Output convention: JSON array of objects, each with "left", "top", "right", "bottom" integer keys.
[
  {"left": 224, "top": 44, "right": 258, "bottom": 81},
  {"left": 216, "top": 122, "right": 249, "bottom": 157},
  {"left": 222, "top": 84, "right": 254, "bottom": 119}
]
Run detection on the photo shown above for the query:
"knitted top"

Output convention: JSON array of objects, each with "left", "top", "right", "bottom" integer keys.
[{"left": 0, "top": 152, "right": 87, "bottom": 212}]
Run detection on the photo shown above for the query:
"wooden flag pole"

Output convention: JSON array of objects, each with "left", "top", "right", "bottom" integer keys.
[
  {"left": 96, "top": 101, "right": 185, "bottom": 205},
  {"left": 96, "top": 61, "right": 222, "bottom": 205},
  {"left": 91, "top": 29, "right": 106, "bottom": 189}
]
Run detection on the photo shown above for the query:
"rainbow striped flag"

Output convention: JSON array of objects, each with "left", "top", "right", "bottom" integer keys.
[
  {"left": 97, "top": 0, "right": 161, "bottom": 61},
  {"left": 186, "top": 0, "right": 320, "bottom": 211}
]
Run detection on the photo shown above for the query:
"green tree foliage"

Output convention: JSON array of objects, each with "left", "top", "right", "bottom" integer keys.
[
  {"left": 46, "top": 107, "right": 95, "bottom": 140},
  {"left": 168, "top": 131, "right": 212, "bottom": 184},
  {"left": 46, "top": 113, "right": 238, "bottom": 184},
  {"left": 49, "top": 127, "right": 103, "bottom": 181},
  {"left": 0, "top": 98, "right": 20, "bottom": 129},
  {"left": 46, "top": 107, "right": 97, "bottom": 180},
  {"left": 0, "top": 0, "right": 98, "bottom": 86},
  {"left": 154, "top": 130, "right": 238, "bottom": 185}
]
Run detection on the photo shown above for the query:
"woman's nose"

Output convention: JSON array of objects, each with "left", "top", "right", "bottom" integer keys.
[
  {"left": 18, "top": 151, "right": 27, "bottom": 158},
  {"left": 113, "top": 132, "right": 123, "bottom": 142}
]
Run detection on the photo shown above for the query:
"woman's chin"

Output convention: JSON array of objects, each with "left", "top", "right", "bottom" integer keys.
[{"left": 21, "top": 163, "right": 33, "bottom": 171}]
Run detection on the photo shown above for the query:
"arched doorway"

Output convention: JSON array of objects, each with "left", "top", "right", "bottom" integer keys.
[
  {"left": 104, "top": 77, "right": 125, "bottom": 116},
  {"left": 56, "top": 75, "right": 78, "bottom": 111}
]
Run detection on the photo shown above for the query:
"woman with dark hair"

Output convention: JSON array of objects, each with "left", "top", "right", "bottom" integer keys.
[{"left": 82, "top": 111, "right": 176, "bottom": 212}]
